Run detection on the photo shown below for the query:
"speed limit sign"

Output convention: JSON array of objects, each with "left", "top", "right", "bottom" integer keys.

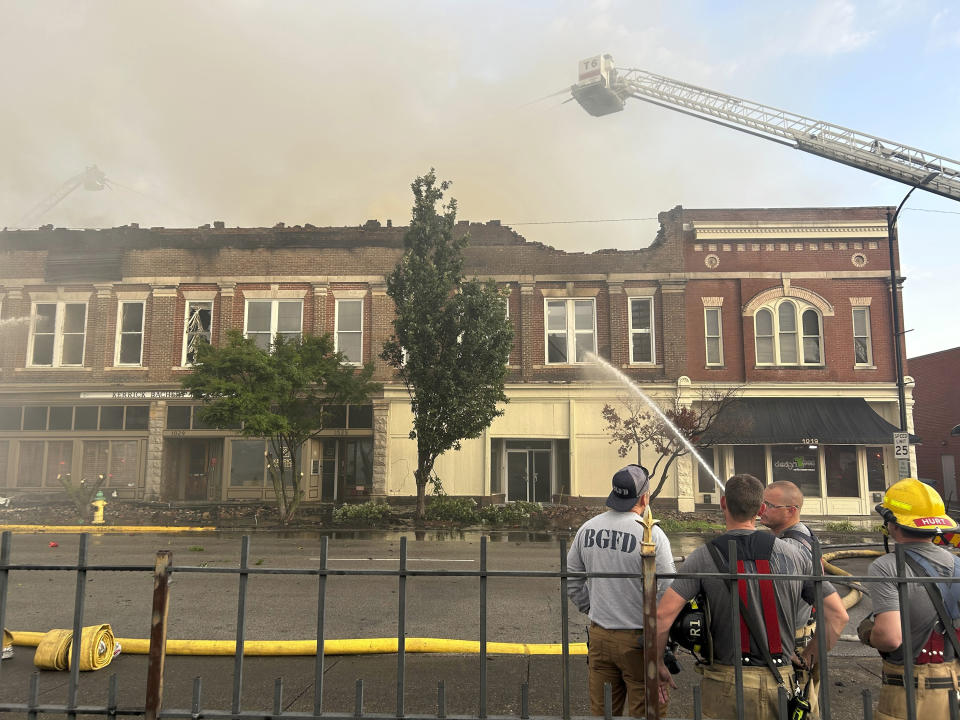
[
  {"left": 893, "top": 432, "right": 910, "bottom": 479},
  {"left": 893, "top": 432, "right": 910, "bottom": 458}
]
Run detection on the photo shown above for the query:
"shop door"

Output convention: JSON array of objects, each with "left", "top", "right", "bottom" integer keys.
[
  {"left": 337, "top": 438, "right": 373, "bottom": 500},
  {"left": 506, "top": 449, "right": 552, "bottom": 502}
]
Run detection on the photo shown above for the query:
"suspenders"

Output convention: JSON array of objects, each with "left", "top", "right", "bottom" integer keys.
[{"left": 707, "top": 533, "right": 786, "bottom": 671}]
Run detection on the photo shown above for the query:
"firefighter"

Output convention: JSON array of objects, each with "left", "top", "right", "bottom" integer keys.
[
  {"left": 860, "top": 478, "right": 960, "bottom": 719},
  {"left": 760, "top": 480, "right": 849, "bottom": 716},
  {"left": 566, "top": 464, "right": 676, "bottom": 717},
  {"left": 655, "top": 474, "right": 836, "bottom": 719}
]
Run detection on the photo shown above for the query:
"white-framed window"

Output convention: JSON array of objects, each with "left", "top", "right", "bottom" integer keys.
[
  {"left": 115, "top": 301, "right": 145, "bottom": 366},
  {"left": 627, "top": 296, "right": 654, "bottom": 364},
  {"left": 183, "top": 301, "right": 213, "bottom": 366},
  {"left": 853, "top": 307, "right": 873, "bottom": 365},
  {"left": 545, "top": 298, "right": 595, "bottom": 364},
  {"left": 335, "top": 298, "right": 363, "bottom": 364},
  {"left": 29, "top": 302, "right": 87, "bottom": 367},
  {"left": 754, "top": 299, "right": 823, "bottom": 366},
  {"left": 704, "top": 307, "right": 723, "bottom": 366},
  {"left": 244, "top": 300, "right": 302, "bottom": 351}
]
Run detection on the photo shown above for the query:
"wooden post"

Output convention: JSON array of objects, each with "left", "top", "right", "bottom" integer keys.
[
  {"left": 145, "top": 551, "right": 172, "bottom": 720},
  {"left": 640, "top": 506, "right": 660, "bottom": 720}
]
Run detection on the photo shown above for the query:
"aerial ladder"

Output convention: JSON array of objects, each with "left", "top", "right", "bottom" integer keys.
[
  {"left": 571, "top": 54, "right": 960, "bottom": 202},
  {"left": 16, "top": 165, "right": 108, "bottom": 229}
]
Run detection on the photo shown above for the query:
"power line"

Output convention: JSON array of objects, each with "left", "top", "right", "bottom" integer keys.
[
  {"left": 504, "top": 216, "right": 659, "bottom": 226},
  {"left": 903, "top": 207, "right": 960, "bottom": 216},
  {"left": 503, "top": 208, "right": 960, "bottom": 228}
]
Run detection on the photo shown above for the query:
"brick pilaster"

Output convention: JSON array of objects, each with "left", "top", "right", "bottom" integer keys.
[
  {"left": 660, "top": 280, "right": 687, "bottom": 377},
  {"left": 92, "top": 283, "right": 114, "bottom": 372},
  {"left": 218, "top": 282, "right": 236, "bottom": 345},
  {"left": 144, "top": 400, "right": 166, "bottom": 500},
  {"left": 149, "top": 286, "right": 178, "bottom": 376},
  {"left": 371, "top": 399, "right": 389, "bottom": 498},
  {"left": 520, "top": 281, "right": 535, "bottom": 380},
  {"left": 607, "top": 280, "right": 625, "bottom": 366},
  {"left": 370, "top": 282, "right": 392, "bottom": 380}
]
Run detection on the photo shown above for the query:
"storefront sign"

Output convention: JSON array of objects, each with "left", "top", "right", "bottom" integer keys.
[{"left": 80, "top": 390, "right": 191, "bottom": 400}]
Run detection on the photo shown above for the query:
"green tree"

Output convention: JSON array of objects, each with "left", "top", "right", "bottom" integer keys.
[
  {"left": 182, "top": 331, "right": 380, "bottom": 524},
  {"left": 382, "top": 170, "right": 513, "bottom": 520}
]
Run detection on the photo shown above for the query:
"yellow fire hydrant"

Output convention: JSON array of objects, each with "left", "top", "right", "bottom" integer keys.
[{"left": 91, "top": 490, "right": 106, "bottom": 525}]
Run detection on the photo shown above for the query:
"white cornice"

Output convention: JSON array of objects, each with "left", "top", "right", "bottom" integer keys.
[{"left": 690, "top": 221, "right": 887, "bottom": 240}]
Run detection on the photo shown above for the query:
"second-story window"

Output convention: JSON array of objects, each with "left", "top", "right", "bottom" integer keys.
[
  {"left": 545, "top": 298, "right": 595, "bottom": 364},
  {"left": 116, "top": 301, "right": 145, "bottom": 365},
  {"left": 335, "top": 299, "right": 363, "bottom": 365},
  {"left": 245, "top": 300, "right": 302, "bottom": 351},
  {"left": 183, "top": 301, "right": 213, "bottom": 365},
  {"left": 853, "top": 307, "right": 873, "bottom": 365},
  {"left": 754, "top": 299, "right": 823, "bottom": 366},
  {"left": 628, "top": 297, "right": 654, "bottom": 364},
  {"left": 29, "top": 302, "right": 87, "bottom": 367},
  {"left": 704, "top": 307, "right": 723, "bottom": 366}
]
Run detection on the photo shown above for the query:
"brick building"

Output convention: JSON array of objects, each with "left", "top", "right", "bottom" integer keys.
[
  {"left": 0, "top": 206, "right": 911, "bottom": 515},
  {"left": 909, "top": 347, "right": 960, "bottom": 505}
]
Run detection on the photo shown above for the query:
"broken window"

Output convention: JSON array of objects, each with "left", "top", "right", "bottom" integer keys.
[{"left": 183, "top": 301, "right": 213, "bottom": 365}]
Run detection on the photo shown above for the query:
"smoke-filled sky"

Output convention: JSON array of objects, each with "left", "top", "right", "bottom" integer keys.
[{"left": 2, "top": 0, "right": 959, "bottom": 356}]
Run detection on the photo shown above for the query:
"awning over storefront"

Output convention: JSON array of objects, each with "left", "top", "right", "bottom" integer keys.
[{"left": 702, "top": 397, "right": 915, "bottom": 445}]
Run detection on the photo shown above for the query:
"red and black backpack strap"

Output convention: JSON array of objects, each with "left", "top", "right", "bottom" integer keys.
[{"left": 708, "top": 532, "right": 785, "bottom": 680}]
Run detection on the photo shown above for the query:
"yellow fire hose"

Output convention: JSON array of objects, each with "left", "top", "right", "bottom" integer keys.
[
  {"left": 822, "top": 549, "right": 886, "bottom": 610},
  {"left": 4, "top": 552, "right": 880, "bottom": 660},
  {"left": 10, "top": 632, "right": 587, "bottom": 657},
  {"left": 32, "top": 624, "right": 116, "bottom": 670}
]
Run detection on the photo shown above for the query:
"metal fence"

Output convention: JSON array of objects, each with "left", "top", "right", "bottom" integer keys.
[{"left": 0, "top": 529, "right": 957, "bottom": 720}]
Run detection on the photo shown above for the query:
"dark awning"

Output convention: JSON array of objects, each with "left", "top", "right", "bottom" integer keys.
[{"left": 701, "top": 397, "right": 916, "bottom": 445}]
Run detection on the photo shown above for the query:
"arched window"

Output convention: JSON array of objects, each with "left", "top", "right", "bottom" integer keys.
[{"left": 754, "top": 299, "right": 824, "bottom": 366}]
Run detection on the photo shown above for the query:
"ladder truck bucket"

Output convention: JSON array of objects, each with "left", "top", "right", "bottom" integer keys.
[{"left": 572, "top": 54, "right": 625, "bottom": 117}]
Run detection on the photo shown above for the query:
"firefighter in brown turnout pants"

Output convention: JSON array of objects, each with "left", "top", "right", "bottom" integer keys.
[
  {"left": 655, "top": 474, "right": 844, "bottom": 720},
  {"left": 859, "top": 478, "right": 960, "bottom": 719}
]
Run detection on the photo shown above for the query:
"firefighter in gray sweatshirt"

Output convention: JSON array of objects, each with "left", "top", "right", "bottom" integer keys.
[{"left": 566, "top": 464, "right": 675, "bottom": 717}]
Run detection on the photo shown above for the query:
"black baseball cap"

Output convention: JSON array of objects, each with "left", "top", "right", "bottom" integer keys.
[{"left": 606, "top": 464, "right": 650, "bottom": 511}]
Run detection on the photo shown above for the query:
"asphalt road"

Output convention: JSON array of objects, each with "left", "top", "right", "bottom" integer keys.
[{"left": 0, "top": 530, "right": 891, "bottom": 719}]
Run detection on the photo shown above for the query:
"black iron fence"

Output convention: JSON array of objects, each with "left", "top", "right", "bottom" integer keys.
[{"left": 0, "top": 530, "right": 958, "bottom": 720}]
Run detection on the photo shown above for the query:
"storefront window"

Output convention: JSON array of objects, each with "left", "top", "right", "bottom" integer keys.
[
  {"left": 82, "top": 441, "right": 110, "bottom": 482},
  {"left": 109, "top": 441, "right": 139, "bottom": 487},
  {"left": 771, "top": 444, "right": 820, "bottom": 497},
  {"left": 45, "top": 441, "right": 73, "bottom": 487},
  {"left": 734, "top": 446, "right": 767, "bottom": 484},
  {"left": 0, "top": 407, "right": 21, "bottom": 431},
  {"left": 17, "top": 441, "right": 44, "bottom": 487},
  {"left": 100, "top": 406, "right": 124, "bottom": 431},
  {"left": 825, "top": 445, "right": 858, "bottom": 497},
  {"left": 49, "top": 406, "right": 73, "bottom": 431},
  {"left": 75, "top": 406, "right": 98, "bottom": 430},
  {"left": 866, "top": 447, "right": 886, "bottom": 492},
  {"left": 230, "top": 439, "right": 266, "bottom": 487}
]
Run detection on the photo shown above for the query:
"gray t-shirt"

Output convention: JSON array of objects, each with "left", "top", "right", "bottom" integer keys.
[
  {"left": 869, "top": 541, "right": 959, "bottom": 664},
  {"left": 566, "top": 509, "right": 675, "bottom": 630},
  {"left": 778, "top": 522, "right": 837, "bottom": 628},
  {"left": 671, "top": 529, "right": 812, "bottom": 664}
]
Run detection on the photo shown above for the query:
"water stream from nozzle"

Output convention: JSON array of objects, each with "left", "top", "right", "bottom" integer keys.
[{"left": 586, "top": 352, "right": 725, "bottom": 492}]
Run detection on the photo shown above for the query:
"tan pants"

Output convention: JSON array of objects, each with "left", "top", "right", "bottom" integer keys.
[
  {"left": 876, "top": 659, "right": 960, "bottom": 720},
  {"left": 587, "top": 622, "right": 667, "bottom": 718},
  {"left": 696, "top": 664, "right": 790, "bottom": 720}
]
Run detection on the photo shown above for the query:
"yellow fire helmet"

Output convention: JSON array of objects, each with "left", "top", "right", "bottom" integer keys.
[{"left": 875, "top": 478, "right": 959, "bottom": 535}]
